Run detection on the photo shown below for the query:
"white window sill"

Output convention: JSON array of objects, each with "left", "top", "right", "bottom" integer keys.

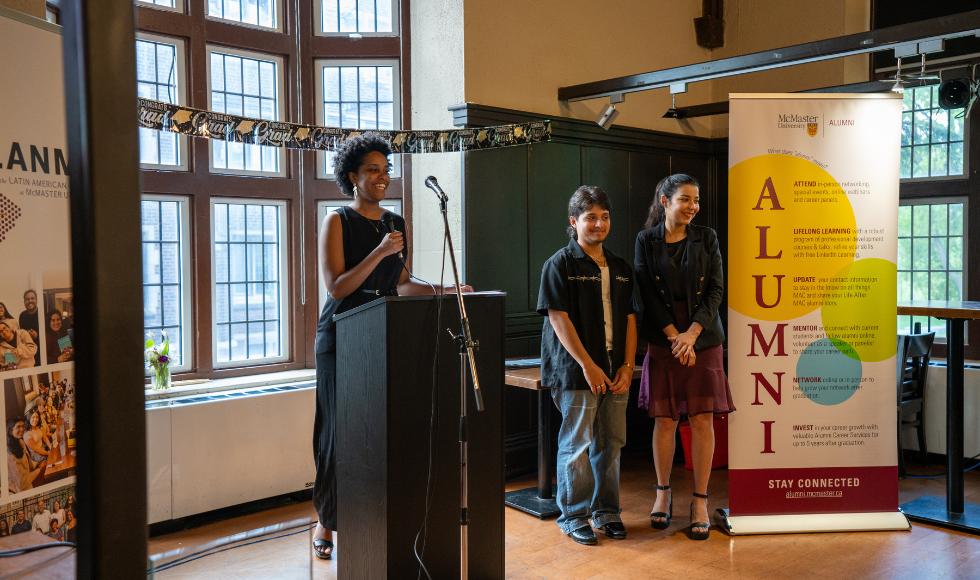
[{"left": 144, "top": 368, "right": 316, "bottom": 402}]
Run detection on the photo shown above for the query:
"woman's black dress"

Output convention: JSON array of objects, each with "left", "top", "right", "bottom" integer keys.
[{"left": 313, "top": 206, "right": 405, "bottom": 529}]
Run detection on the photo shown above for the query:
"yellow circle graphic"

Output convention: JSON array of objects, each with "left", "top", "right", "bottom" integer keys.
[
  {"left": 729, "top": 154, "right": 856, "bottom": 321},
  {"left": 821, "top": 259, "right": 897, "bottom": 362}
]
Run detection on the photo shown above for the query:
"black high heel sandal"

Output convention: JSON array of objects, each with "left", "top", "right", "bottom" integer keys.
[
  {"left": 313, "top": 539, "right": 333, "bottom": 560},
  {"left": 650, "top": 484, "right": 672, "bottom": 529},
  {"left": 688, "top": 492, "right": 709, "bottom": 540}
]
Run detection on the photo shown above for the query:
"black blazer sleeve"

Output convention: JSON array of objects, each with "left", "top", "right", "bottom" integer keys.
[
  {"left": 691, "top": 228, "right": 725, "bottom": 331},
  {"left": 634, "top": 231, "right": 674, "bottom": 338}
]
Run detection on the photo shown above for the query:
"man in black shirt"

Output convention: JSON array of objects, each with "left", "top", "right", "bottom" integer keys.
[
  {"left": 11, "top": 509, "right": 31, "bottom": 534},
  {"left": 537, "top": 186, "right": 637, "bottom": 545},
  {"left": 18, "top": 290, "right": 40, "bottom": 368}
]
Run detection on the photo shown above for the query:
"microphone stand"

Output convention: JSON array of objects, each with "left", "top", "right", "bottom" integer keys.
[{"left": 430, "top": 181, "right": 483, "bottom": 580}]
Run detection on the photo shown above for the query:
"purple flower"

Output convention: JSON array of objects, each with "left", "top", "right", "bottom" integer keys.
[{"left": 157, "top": 355, "right": 170, "bottom": 364}]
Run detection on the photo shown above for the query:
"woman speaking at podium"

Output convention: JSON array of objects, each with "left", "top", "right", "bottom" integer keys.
[{"left": 312, "top": 133, "right": 470, "bottom": 559}]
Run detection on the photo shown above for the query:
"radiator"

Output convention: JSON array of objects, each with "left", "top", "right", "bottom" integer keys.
[
  {"left": 902, "top": 363, "right": 980, "bottom": 459},
  {"left": 146, "top": 381, "right": 316, "bottom": 524}
]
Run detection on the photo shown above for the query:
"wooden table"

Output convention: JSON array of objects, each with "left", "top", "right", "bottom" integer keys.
[
  {"left": 898, "top": 300, "right": 980, "bottom": 534},
  {"left": 503, "top": 364, "right": 642, "bottom": 519},
  {"left": 43, "top": 415, "right": 75, "bottom": 481},
  {"left": 44, "top": 438, "right": 76, "bottom": 479}
]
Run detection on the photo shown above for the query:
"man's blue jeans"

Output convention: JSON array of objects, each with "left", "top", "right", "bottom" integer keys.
[{"left": 552, "top": 388, "right": 628, "bottom": 534}]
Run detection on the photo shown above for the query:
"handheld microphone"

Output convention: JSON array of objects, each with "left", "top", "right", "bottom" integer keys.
[
  {"left": 424, "top": 175, "right": 446, "bottom": 200},
  {"left": 380, "top": 212, "right": 403, "bottom": 260}
]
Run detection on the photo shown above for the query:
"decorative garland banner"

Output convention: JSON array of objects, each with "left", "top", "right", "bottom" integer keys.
[{"left": 138, "top": 98, "right": 552, "bottom": 153}]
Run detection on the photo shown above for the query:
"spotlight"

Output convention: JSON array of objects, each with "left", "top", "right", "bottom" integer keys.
[
  {"left": 938, "top": 79, "right": 973, "bottom": 110},
  {"left": 890, "top": 80, "right": 904, "bottom": 94},
  {"left": 596, "top": 93, "right": 625, "bottom": 130},
  {"left": 596, "top": 103, "right": 620, "bottom": 130},
  {"left": 663, "top": 83, "right": 688, "bottom": 119}
]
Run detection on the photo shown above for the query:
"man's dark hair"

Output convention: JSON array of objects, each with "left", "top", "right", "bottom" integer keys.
[
  {"left": 644, "top": 173, "right": 699, "bottom": 230},
  {"left": 330, "top": 132, "right": 394, "bottom": 198},
  {"left": 567, "top": 185, "right": 611, "bottom": 240},
  {"left": 23, "top": 290, "right": 36, "bottom": 300}
]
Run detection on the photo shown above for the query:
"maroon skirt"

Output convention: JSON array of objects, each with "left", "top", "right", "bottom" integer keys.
[{"left": 638, "top": 301, "right": 735, "bottom": 420}]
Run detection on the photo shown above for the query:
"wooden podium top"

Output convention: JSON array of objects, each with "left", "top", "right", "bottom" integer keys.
[{"left": 333, "top": 291, "right": 506, "bottom": 322}]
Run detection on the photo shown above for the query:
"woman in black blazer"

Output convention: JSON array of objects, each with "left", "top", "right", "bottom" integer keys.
[{"left": 634, "top": 174, "right": 734, "bottom": 540}]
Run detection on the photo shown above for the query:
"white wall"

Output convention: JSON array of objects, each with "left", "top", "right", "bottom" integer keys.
[{"left": 410, "top": 0, "right": 466, "bottom": 283}]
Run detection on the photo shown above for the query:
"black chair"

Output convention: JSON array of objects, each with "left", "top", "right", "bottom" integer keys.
[{"left": 896, "top": 332, "right": 935, "bottom": 477}]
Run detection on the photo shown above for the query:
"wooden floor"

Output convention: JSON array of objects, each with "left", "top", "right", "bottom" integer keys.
[{"left": 147, "top": 453, "right": 980, "bottom": 579}]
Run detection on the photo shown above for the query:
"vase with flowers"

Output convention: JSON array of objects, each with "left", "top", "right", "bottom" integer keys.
[{"left": 145, "top": 333, "right": 172, "bottom": 390}]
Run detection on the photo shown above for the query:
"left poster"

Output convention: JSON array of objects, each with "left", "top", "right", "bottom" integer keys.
[{"left": 0, "top": 8, "right": 78, "bottom": 543}]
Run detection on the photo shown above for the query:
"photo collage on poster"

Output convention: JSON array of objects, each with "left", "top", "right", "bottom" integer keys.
[
  {"left": 0, "top": 272, "right": 76, "bottom": 515},
  {"left": 0, "top": 9, "right": 80, "bottom": 546},
  {"left": 0, "top": 483, "right": 77, "bottom": 541}
]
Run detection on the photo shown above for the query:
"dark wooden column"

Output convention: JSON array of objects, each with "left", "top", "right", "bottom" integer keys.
[{"left": 61, "top": 1, "right": 147, "bottom": 577}]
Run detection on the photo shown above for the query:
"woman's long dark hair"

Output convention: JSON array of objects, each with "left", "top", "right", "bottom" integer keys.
[
  {"left": 0, "top": 303, "right": 13, "bottom": 321},
  {"left": 644, "top": 174, "right": 699, "bottom": 230},
  {"left": 6, "top": 418, "right": 24, "bottom": 460}
]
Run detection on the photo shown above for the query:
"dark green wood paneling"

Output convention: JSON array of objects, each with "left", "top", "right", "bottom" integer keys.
[
  {"left": 581, "top": 147, "right": 631, "bottom": 262},
  {"left": 629, "top": 152, "right": 671, "bottom": 258},
  {"left": 456, "top": 100, "right": 728, "bottom": 478},
  {"left": 463, "top": 146, "right": 529, "bottom": 314},
  {"left": 528, "top": 142, "right": 581, "bottom": 312}
]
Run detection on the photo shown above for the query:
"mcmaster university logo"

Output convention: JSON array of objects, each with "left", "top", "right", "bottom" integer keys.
[
  {"left": 0, "top": 193, "right": 21, "bottom": 243},
  {"left": 807, "top": 122, "right": 818, "bottom": 137}
]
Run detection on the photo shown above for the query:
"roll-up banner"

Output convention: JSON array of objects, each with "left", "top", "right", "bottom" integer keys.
[
  {"left": 0, "top": 8, "right": 78, "bottom": 544},
  {"left": 724, "top": 94, "right": 910, "bottom": 534}
]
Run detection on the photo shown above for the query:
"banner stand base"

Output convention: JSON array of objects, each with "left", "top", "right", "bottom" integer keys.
[{"left": 715, "top": 509, "right": 911, "bottom": 535}]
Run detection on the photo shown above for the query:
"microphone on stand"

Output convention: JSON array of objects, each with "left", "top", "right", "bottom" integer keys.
[
  {"left": 425, "top": 175, "right": 446, "bottom": 201},
  {"left": 380, "top": 212, "right": 403, "bottom": 261}
]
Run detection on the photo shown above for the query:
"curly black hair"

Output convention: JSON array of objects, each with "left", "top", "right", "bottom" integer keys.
[{"left": 331, "top": 132, "right": 394, "bottom": 198}]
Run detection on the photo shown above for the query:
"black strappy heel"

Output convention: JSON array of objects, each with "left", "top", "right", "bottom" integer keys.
[
  {"left": 650, "top": 484, "right": 672, "bottom": 529},
  {"left": 688, "top": 492, "right": 709, "bottom": 540},
  {"left": 313, "top": 539, "right": 333, "bottom": 560}
]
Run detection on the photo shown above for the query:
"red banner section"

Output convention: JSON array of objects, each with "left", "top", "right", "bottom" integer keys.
[{"left": 729, "top": 466, "right": 898, "bottom": 516}]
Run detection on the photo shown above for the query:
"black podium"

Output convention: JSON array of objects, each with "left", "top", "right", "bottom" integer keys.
[{"left": 335, "top": 294, "right": 505, "bottom": 580}]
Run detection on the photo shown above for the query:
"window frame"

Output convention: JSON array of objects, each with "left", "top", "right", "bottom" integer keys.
[
  {"left": 141, "top": 194, "right": 194, "bottom": 374},
  {"left": 136, "top": 0, "right": 185, "bottom": 14},
  {"left": 313, "top": 0, "right": 400, "bottom": 37},
  {"left": 898, "top": 196, "right": 969, "bottom": 344},
  {"left": 135, "top": 0, "right": 412, "bottom": 382},
  {"left": 900, "top": 85, "right": 970, "bottom": 183},
  {"left": 136, "top": 32, "right": 190, "bottom": 172},
  {"left": 206, "top": 0, "right": 283, "bottom": 32},
  {"left": 314, "top": 58, "right": 401, "bottom": 179},
  {"left": 206, "top": 45, "right": 287, "bottom": 178},
  {"left": 210, "top": 197, "right": 290, "bottom": 369}
]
